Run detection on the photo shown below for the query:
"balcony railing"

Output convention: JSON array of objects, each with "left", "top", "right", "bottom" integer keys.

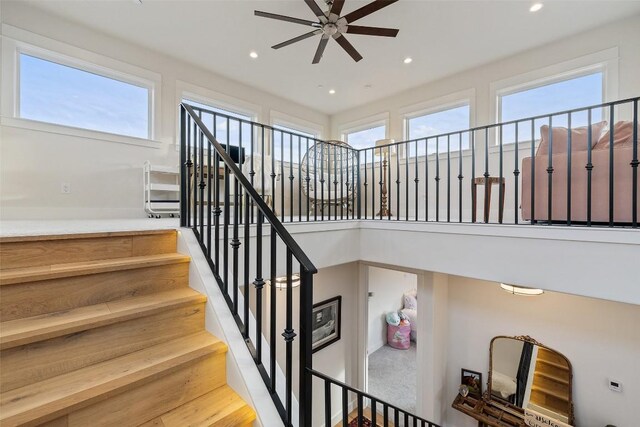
[{"left": 185, "top": 96, "right": 639, "bottom": 228}]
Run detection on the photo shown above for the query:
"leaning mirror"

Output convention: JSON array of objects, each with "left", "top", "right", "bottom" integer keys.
[{"left": 489, "top": 336, "right": 573, "bottom": 425}]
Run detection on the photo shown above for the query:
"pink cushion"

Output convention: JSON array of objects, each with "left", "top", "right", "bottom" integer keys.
[
  {"left": 593, "top": 121, "right": 640, "bottom": 150},
  {"left": 536, "top": 121, "right": 607, "bottom": 156}
]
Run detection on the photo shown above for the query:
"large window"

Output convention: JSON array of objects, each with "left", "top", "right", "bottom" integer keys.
[
  {"left": 344, "top": 124, "right": 386, "bottom": 150},
  {"left": 406, "top": 104, "right": 470, "bottom": 156},
  {"left": 498, "top": 71, "right": 604, "bottom": 144},
  {"left": 19, "top": 53, "right": 151, "bottom": 139},
  {"left": 182, "top": 98, "right": 253, "bottom": 149}
]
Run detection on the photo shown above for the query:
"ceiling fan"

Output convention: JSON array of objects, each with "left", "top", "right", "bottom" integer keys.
[{"left": 254, "top": 0, "right": 400, "bottom": 64}]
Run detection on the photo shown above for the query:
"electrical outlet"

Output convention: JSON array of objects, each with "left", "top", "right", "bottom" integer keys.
[
  {"left": 61, "top": 183, "right": 71, "bottom": 194},
  {"left": 608, "top": 379, "right": 622, "bottom": 392}
]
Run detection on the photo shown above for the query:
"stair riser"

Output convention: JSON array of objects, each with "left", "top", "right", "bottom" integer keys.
[
  {"left": 1, "top": 303, "right": 206, "bottom": 392},
  {"left": 537, "top": 348, "right": 569, "bottom": 367},
  {"left": 532, "top": 374, "right": 569, "bottom": 396},
  {"left": 66, "top": 354, "right": 225, "bottom": 427},
  {"left": 0, "top": 232, "right": 177, "bottom": 271},
  {"left": 530, "top": 389, "right": 569, "bottom": 417},
  {"left": 0, "top": 263, "right": 189, "bottom": 321}
]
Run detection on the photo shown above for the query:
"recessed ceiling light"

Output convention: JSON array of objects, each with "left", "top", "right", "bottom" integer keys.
[
  {"left": 249, "top": 51, "right": 258, "bottom": 59},
  {"left": 329, "top": 89, "right": 336, "bottom": 95},
  {"left": 500, "top": 283, "right": 544, "bottom": 296},
  {"left": 529, "top": 3, "right": 543, "bottom": 12},
  {"left": 403, "top": 57, "right": 413, "bottom": 64}
]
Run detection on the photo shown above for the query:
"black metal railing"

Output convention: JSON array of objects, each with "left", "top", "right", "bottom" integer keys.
[
  {"left": 356, "top": 96, "right": 639, "bottom": 227},
  {"left": 185, "top": 97, "right": 638, "bottom": 229},
  {"left": 181, "top": 103, "right": 317, "bottom": 426},
  {"left": 310, "top": 369, "right": 440, "bottom": 427}
]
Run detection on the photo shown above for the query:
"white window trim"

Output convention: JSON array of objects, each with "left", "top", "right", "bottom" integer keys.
[
  {"left": 399, "top": 88, "right": 476, "bottom": 142},
  {"left": 339, "top": 112, "right": 389, "bottom": 148},
  {"left": 2, "top": 25, "right": 162, "bottom": 146},
  {"left": 270, "top": 110, "right": 323, "bottom": 140},
  {"left": 178, "top": 81, "right": 261, "bottom": 123},
  {"left": 490, "top": 47, "right": 619, "bottom": 145}
]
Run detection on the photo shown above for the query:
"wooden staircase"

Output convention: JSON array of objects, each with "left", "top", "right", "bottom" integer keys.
[
  {"left": 530, "top": 347, "right": 571, "bottom": 422},
  {"left": 0, "top": 230, "right": 255, "bottom": 427}
]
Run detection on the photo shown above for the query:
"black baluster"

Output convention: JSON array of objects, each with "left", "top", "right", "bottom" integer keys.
[
  {"left": 371, "top": 399, "right": 377, "bottom": 426},
  {"left": 299, "top": 265, "right": 313, "bottom": 427},
  {"left": 254, "top": 212, "right": 264, "bottom": 360},
  {"left": 334, "top": 144, "right": 338, "bottom": 220},
  {"left": 567, "top": 113, "right": 572, "bottom": 226},
  {"left": 342, "top": 385, "right": 348, "bottom": 426},
  {"left": 306, "top": 137, "right": 311, "bottom": 222},
  {"left": 223, "top": 119, "right": 230, "bottom": 295},
  {"left": 243, "top": 191, "right": 250, "bottom": 338},
  {"left": 436, "top": 136, "right": 441, "bottom": 222},
  {"left": 372, "top": 148, "right": 375, "bottom": 219},
  {"left": 547, "top": 117, "right": 554, "bottom": 225},
  {"left": 314, "top": 140, "right": 319, "bottom": 221},
  {"left": 447, "top": 134, "right": 451, "bottom": 222},
  {"left": 269, "top": 225, "right": 277, "bottom": 392},
  {"left": 271, "top": 129, "right": 277, "bottom": 214},
  {"left": 499, "top": 124, "right": 504, "bottom": 224},
  {"left": 283, "top": 249, "right": 295, "bottom": 426},
  {"left": 298, "top": 135, "right": 302, "bottom": 222},
  {"left": 250, "top": 124, "right": 255, "bottom": 224},
  {"left": 199, "top": 121, "right": 205, "bottom": 239},
  {"left": 207, "top": 134, "right": 212, "bottom": 256},
  {"left": 405, "top": 142, "right": 409, "bottom": 221},
  {"left": 232, "top": 175, "right": 240, "bottom": 316},
  {"left": 632, "top": 99, "right": 638, "bottom": 228},
  {"left": 238, "top": 121, "right": 243, "bottom": 226},
  {"left": 363, "top": 150, "right": 368, "bottom": 219},
  {"left": 289, "top": 134, "right": 294, "bottom": 222},
  {"left": 425, "top": 138, "right": 429, "bottom": 221},
  {"left": 405, "top": 411, "right": 409, "bottom": 427},
  {"left": 180, "top": 107, "right": 187, "bottom": 226},
  {"left": 341, "top": 146, "right": 346, "bottom": 220},
  {"left": 357, "top": 393, "right": 363, "bottom": 427},
  {"left": 321, "top": 143, "right": 325, "bottom": 219},
  {"left": 324, "top": 380, "right": 331, "bottom": 427},
  {"left": 193, "top": 117, "right": 199, "bottom": 232},
  {"left": 383, "top": 404, "right": 389, "bottom": 426},
  {"left": 379, "top": 147, "right": 383, "bottom": 219},
  {"left": 471, "top": 131, "right": 475, "bottom": 223},
  {"left": 483, "top": 128, "right": 489, "bottom": 223},
  {"left": 394, "top": 144, "right": 399, "bottom": 220},
  {"left": 531, "top": 119, "right": 536, "bottom": 225},
  {"left": 608, "top": 104, "right": 615, "bottom": 226},
  {"left": 514, "top": 123, "right": 520, "bottom": 225},
  {"left": 415, "top": 140, "right": 420, "bottom": 221},
  {"left": 214, "top": 149, "right": 221, "bottom": 276},
  {"left": 458, "top": 132, "right": 463, "bottom": 223},
  {"left": 281, "top": 132, "right": 285, "bottom": 222},
  {"left": 186, "top": 116, "right": 192, "bottom": 227}
]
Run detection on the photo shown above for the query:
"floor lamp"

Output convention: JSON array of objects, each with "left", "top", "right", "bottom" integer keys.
[{"left": 375, "top": 139, "right": 395, "bottom": 217}]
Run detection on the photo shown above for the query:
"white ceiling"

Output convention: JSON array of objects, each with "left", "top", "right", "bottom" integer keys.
[{"left": 16, "top": 0, "right": 640, "bottom": 114}]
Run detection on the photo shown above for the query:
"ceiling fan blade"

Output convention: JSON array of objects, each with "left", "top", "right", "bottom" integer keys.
[
  {"left": 312, "top": 35, "right": 330, "bottom": 64},
  {"left": 346, "top": 25, "right": 399, "bottom": 37},
  {"left": 332, "top": 34, "right": 363, "bottom": 62},
  {"left": 304, "top": 0, "right": 328, "bottom": 22},
  {"left": 255, "top": 10, "right": 321, "bottom": 27},
  {"left": 330, "top": 0, "right": 346, "bottom": 17},
  {"left": 342, "top": 0, "right": 399, "bottom": 24},
  {"left": 272, "top": 30, "right": 322, "bottom": 49}
]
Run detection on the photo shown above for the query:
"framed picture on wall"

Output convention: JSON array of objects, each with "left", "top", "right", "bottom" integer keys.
[
  {"left": 461, "top": 368, "right": 483, "bottom": 396},
  {"left": 311, "top": 296, "right": 342, "bottom": 353}
]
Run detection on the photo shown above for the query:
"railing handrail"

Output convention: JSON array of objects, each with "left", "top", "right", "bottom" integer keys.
[
  {"left": 309, "top": 368, "right": 441, "bottom": 427},
  {"left": 182, "top": 103, "right": 317, "bottom": 273}
]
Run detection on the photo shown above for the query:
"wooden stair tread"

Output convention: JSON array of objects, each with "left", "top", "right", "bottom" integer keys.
[
  {"left": 0, "top": 332, "right": 226, "bottom": 426},
  {"left": 0, "top": 253, "right": 190, "bottom": 286},
  {"left": 531, "top": 385, "right": 570, "bottom": 401},
  {"left": 0, "top": 229, "right": 176, "bottom": 244},
  {"left": 534, "top": 371, "right": 570, "bottom": 386},
  {"left": 146, "top": 385, "right": 256, "bottom": 427},
  {"left": 0, "top": 288, "right": 207, "bottom": 350},
  {"left": 537, "top": 359, "right": 570, "bottom": 371}
]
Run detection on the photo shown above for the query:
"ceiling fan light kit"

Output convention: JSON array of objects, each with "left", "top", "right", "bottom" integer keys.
[{"left": 255, "top": 0, "right": 400, "bottom": 64}]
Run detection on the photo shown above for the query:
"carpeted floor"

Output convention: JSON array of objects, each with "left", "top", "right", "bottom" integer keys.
[{"left": 368, "top": 342, "right": 416, "bottom": 414}]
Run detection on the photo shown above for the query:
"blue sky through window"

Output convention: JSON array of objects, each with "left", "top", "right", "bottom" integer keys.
[
  {"left": 273, "top": 124, "right": 316, "bottom": 162},
  {"left": 500, "top": 72, "right": 603, "bottom": 144},
  {"left": 346, "top": 125, "right": 386, "bottom": 150},
  {"left": 408, "top": 104, "right": 470, "bottom": 156},
  {"left": 19, "top": 53, "right": 149, "bottom": 138}
]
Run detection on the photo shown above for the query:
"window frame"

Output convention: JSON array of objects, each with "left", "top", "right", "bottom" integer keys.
[
  {"left": 399, "top": 89, "right": 475, "bottom": 158},
  {"left": 3, "top": 33, "right": 160, "bottom": 144},
  {"left": 339, "top": 112, "right": 389, "bottom": 150},
  {"left": 490, "top": 47, "right": 618, "bottom": 145}
]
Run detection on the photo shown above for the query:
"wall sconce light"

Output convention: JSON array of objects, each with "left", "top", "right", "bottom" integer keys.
[
  {"left": 268, "top": 274, "right": 301, "bottom": 290},
  {"left": 500, "top": 283, "right": 544, "bottom": 296}
]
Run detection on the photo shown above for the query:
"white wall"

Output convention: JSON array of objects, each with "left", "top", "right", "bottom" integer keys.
[
  {"left": 0, "top": 1, "right": 330, "bottom": 220},
  {"left": 442, "top": 275, "right": 640, "bottom": 427},
  {"left": 367, "top": 266, "right": 416, "bottom": 354}
]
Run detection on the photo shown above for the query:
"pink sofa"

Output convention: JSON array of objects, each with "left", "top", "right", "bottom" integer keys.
[{"left": 521, "top": 121, "right": 639, "bottom": 223}]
